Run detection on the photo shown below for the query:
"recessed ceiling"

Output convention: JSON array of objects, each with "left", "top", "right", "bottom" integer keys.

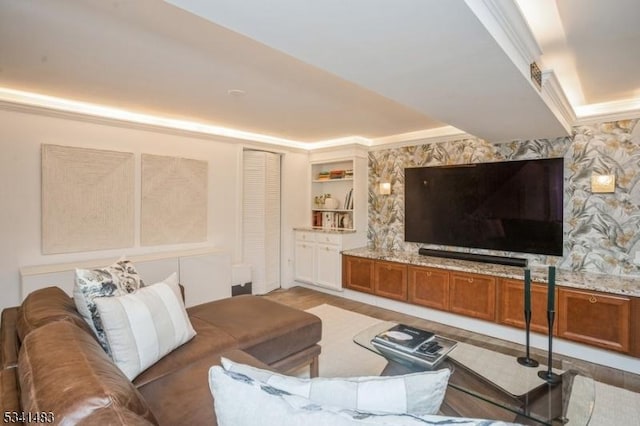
[{"left": 1, "top": 0, "right": 639, "bottom": 146}]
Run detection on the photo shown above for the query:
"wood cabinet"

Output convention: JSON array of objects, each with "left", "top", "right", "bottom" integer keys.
[
  {"left": 449, "top": 272, "right": 497, "bottom": 321},
  {"left": 497, "top": 278, "right": 557, "bottom": 335},
  {"left": 341, "top": 253, "right": 639, "bottom": 356},
  {"left": 374, "top": 261, "right": 407, "bottom": 301},
  {"left": 343, "top": 255, "right": 374, "bottom": 294},
  {"left": 408, "top": 266, "right": 449, "bottom": 311},
  {"left": 558, "top": 287, "right": 631, "bottom": 353}
]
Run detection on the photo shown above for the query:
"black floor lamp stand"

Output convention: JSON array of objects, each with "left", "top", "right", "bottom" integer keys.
[{"left": 517, "top": 309, "right": 539, "bottom": 367}]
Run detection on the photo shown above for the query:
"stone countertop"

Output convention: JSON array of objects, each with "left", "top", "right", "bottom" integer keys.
[
  {"left": 342, "top": 247, "right": 640, "bottom": 298},
  {"left": 294, "top": 227, "right": 357, "bottom": 234}
]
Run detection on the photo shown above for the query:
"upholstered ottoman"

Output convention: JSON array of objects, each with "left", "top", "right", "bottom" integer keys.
[{"left": 188, "top": 295, "right": 322, "bottom": 376}]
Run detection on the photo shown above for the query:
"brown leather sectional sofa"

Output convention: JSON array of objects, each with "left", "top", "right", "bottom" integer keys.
[{"left": 0, "top": 287, "right": 322, "bottom": 425}]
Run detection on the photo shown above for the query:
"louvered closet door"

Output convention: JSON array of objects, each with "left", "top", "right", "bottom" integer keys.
[{"left": 243, "top": 151, "right": 281, "bottom": 294}]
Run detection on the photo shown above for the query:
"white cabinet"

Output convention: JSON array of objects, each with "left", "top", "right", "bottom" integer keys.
[
  {"left": 294, "top": 231, "right": 343, "bottom": 291},
  {"left": 294, "top": 239, "right": 315, "bottom": 283}
]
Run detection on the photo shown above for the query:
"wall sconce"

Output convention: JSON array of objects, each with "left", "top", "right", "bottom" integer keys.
[
  {"left": 591, "top": 173, "right": 616, "bottom": 193},
  {"left": 379, "top": 182, "right": 391, "bottom": 195}
]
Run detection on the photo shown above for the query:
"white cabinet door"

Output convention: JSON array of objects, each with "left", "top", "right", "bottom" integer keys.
[
  {"left": 315, "top": 243, "right": 341, "bottom": 289},
  {"left": 294, "top": 240, "right": 315, "bottom": 284}
]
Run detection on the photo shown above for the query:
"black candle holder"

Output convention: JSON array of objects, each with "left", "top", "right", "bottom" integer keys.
[
  {"left": 517, "top": 309, "right": 539, "bottom": 367},
  {"left": 538, "top": 310, "right": 561, "bottom": 384}
]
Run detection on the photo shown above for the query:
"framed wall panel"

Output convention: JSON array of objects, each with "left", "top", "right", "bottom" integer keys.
[
  {"left": 41, "top": 144, "right": 134, "bottom": 254},
  {"left": 141, "top": 154, "right": 208, "bottom": 246}
]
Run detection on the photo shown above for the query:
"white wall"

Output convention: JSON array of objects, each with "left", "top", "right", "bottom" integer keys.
[{"left": 0, "top": 108, "right": 308, "bottom": 312}]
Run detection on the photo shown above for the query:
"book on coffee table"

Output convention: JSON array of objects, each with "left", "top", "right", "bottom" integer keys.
[
  {"left": 372, "top": 323, "right": 435, "bottom": 352},
  {"left": 371, "top": 324, "right": 457, "bottom": 369}
]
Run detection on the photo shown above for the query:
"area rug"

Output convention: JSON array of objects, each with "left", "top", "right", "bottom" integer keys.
[{"left": 305, "top": 303, "right": 640, "bottom": 426}]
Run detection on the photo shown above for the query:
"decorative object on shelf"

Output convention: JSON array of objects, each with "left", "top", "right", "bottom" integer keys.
[
  {"left": 538, "top": 266, "right": 561, "bottom": 384},
  {"left": 323, "top": 196, "right": 339, "bottom": 209},
  {"left": 344, "top": 188, "right": 354, "bottom": 210},
  {"left": 329, "top": 169, "right": 345, "bottom": 179},
  {"left": 343, "top": 215, "right": 353, "bottom": 229},
  {"left": 322, "top": 212, "right": 334, "bottom": 229},
  {"left": 316, "top": 171, "right": 330, "bottom": 181},
  {"left": 314, "top": 193, "right": 331, "bottom": 208},
  {"left": 517, "top": 268, "right": 539, "bottom": 368}
]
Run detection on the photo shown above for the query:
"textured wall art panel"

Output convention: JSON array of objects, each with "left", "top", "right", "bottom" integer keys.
[
  {"left": 41, "top": 144, "right": 135, "bottom": 254},
  {"left": 141, "top": 154, "right": 208, "bottom": 246},
  {"left": 368, "top": 119, "right": 640, "bottom": 278}
]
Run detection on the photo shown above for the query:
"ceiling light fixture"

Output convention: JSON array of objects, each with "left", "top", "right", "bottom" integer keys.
[{"left": 227, "top": 89, "right": 246, "bottom": 97}]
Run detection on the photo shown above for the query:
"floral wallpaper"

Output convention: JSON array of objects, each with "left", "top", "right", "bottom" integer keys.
[{"left": 368, "top": 119, "right": 640, "bottom": 277}]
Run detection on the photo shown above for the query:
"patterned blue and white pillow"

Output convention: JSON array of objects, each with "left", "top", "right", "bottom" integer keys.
[
  {"left": 73, "top": 258, "right": 145, "bottom": 354},
  {"left": 220, "top": 357, "right": 449, "bottom": 415},
  {"left": 208, "top": 366, "right": 520, "bottom": 426}
]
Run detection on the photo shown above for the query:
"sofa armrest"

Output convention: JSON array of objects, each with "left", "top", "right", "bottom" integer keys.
[{"left": 1, "top": 308, "right": 19, "bottom": 369}]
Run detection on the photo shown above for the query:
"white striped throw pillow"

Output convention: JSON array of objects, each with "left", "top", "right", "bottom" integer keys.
[
  {"left": 95, "top": 273, "right": 196, "bottom": 380},
  {"left": 220, "top": 357, "right": 450, "bottom": 415}
]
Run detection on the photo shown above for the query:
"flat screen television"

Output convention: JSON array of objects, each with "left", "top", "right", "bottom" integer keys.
[{"left": 404, "top": 158, "right": 564, "bottom": 256}]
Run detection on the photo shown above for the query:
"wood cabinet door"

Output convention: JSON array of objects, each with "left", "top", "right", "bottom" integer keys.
[
  {"left": 408, "top": 266, "right": 449, "bottom": 311},
  {"left": 497, "top": 278, "right": 557, "bottom": 335},
  {"left": 342, "top": 256, "right": 374, "bottom": 294},
  {"left": 558, "top": 288, "right": 631, "bottom": 353},
  {"left": 374, "top": 261, "right": 408, "bottom": 301},
  {"left": 449, "top": 272, "right": 496, "bottom": 321}
]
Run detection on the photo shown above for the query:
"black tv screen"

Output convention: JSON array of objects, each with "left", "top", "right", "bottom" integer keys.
[{"left": 404, "top": 158, "right": 564, "bottom": 256}]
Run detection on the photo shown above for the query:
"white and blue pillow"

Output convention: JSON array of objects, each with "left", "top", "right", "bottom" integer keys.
[
  {"left": 73, "top": 258, "right": 145, "bottom": 354},
  {"left": 209, "top": 366, "right": 519, "bottom": 426},
  {"left": 220, "top": 357, "right": 449, "bottom": 415}
]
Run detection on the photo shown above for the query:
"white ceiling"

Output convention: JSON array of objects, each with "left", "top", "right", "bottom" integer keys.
[{"left": 1, "top": 0, "right": 639, "bottom": 147}]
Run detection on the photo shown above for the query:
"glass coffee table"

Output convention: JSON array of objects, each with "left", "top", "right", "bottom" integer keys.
[{"left": 354, "top": 321, "right": 595, "bottom": 426}]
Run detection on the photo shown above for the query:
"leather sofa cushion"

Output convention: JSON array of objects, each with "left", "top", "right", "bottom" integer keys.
[
  {"left": 18, "top": 321, "right": 157, "bottom": 425},
  {"left": 76, "top": 406, "right": 156, "bottom": 426},
  {"left": 16, "top": 286, "right": 95, "bottom": 342},
  {"left": 132, "top": 316, "right": 239, "bottom": 388},
  {"left": 0, "top": 368, "right": 20, "bottom": 413},
  {"left": 188, "top": 295, "right": 322, "bottom": 364},
  {"left": 1, "top": 308, "right": 19, "bottom": 369},
  {"left": 139, "top": 349, "right": 271, "bottom": 426}
]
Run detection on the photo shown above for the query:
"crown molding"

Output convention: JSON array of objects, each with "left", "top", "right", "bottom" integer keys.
[
  {"left": 0, "top": 87, "right": 311, "bottom": 151},
  {"left": 540, "top": 70, "right": 576, "bottom": 133},
  {"left": 465, "top": 0, "right": 542, "bottom": 79},
  {"left": 574, "top": 98, "right": 640, "bottom": 125},
  {"left": 369, "top": 126, "right": 469, "bottom": 150}
]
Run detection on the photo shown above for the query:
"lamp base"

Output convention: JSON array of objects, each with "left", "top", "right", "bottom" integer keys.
[
  {"left": 538, "top": 370, "right": 562, "bottom": 385},
  {"left": 517, "top": 356, "right": 539, "bottom": 368}
]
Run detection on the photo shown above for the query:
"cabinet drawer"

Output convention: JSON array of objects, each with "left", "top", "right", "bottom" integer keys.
[
  {"left": 449, "top": 272, "right": 496, "bottom": 321},
  {"left": 558, "top": 288, "right": 631, "bottom": 353},
  {"left": 374, "top": 261, "right": 407, "bottom": 301},
  {"left": 497, "top": 278, "right": 557, "bottom": 335},
  {"left": 316, "top": 233, "right": 342, "bottom": 245},
  {"left": 408, "top": 266, "right": 449, "bottom": 311},
  {"left": 295, "top": 231, "right": 316, "bottom": 242}
]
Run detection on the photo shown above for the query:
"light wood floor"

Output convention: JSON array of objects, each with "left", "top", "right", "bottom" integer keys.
[{"left": 264, "top": 286, "right": 640, "bottom": 393}]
